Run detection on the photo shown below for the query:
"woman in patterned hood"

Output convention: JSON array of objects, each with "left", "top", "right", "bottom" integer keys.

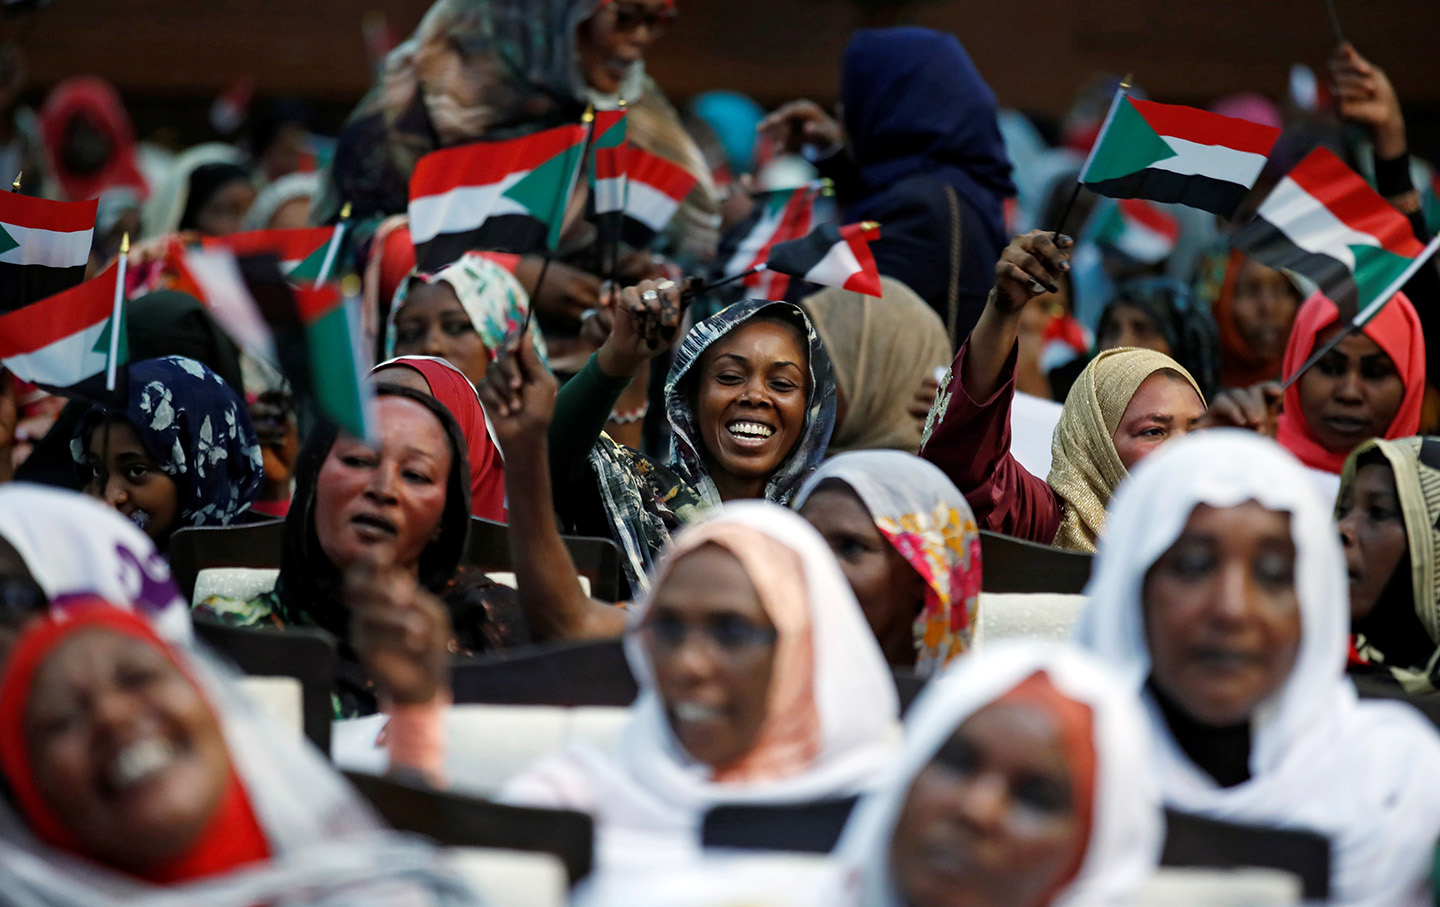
[
  {"left": 72, "top": 356, "right": 263, "bottom": 551},
  {"left": 1337, "top": 436, "right": 1440, "bottom": 693},
  {"left": 542, "top": 289, "right": 835, "bottom": 595}
]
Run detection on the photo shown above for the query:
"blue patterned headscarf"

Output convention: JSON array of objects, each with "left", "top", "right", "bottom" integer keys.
[{"left": 73, "top": 356, "right": 264, "bottom": 529}]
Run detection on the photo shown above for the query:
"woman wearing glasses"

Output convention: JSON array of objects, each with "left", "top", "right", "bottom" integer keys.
[{"left": 502, "top": 502, "right": 899, "bottom": 878}]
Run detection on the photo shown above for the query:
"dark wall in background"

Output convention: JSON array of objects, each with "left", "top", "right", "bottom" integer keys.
[{"left": 6, "top": 0, "right": 1438, "bottom": 150}]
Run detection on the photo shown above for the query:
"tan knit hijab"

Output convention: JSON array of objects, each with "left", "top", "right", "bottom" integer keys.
[{"left": 1047, "top": 348, "right": 1204, "bottom": 552}]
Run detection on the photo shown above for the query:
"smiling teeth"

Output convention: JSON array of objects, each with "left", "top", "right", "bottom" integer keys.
[
  {"left": 728, "top": 422, "right": 774, "bottom": 439},
  {"left": 674, "top": 702, "right": 721, "bottom": 723},
  {"left": 109, "top": 738, "right": 176, "bottom": 791}
]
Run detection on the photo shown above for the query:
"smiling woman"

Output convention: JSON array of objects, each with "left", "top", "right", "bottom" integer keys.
[
  {"left": 1076, "top": 430, "right": 1440, "bottom": 906},
  {"left": 0, "top": 600, "right": 485, "bottom": 903},
  {"left": 503, "top": 503, "right": 897, "bottom": 877}
]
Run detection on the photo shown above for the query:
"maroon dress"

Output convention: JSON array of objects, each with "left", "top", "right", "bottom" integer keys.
[{"left": 921, "top": 340, "right": 1062, "bottom": 544}]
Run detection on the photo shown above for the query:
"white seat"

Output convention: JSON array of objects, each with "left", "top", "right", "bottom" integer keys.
[
  {"left": 192, "top": 566, "right": 280, "bottom": 606},
  {"left": 974, "top": 591, "right": 1088, "bottom": 646},
  {"left": 1136, "top": 867, "right": 1301, "bottom": 905},
  {"left": 233, "top": 675, "right": 304, "bottom": 741},
  {"left": 448, "top": 847, "right": 567, "bottom": 907}
]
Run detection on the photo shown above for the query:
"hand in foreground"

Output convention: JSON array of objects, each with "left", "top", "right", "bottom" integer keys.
[
  {"left": 594, "top": 278, "right": 684, "bottom": 379},
  {"left": 346, "top": 553, "right": 454, "bottom": 706},
  {"left": 476, "top": 327, "right": 558, "bottom": 455},
  {"left": 990, "top": 231, "right": 1073, "bottom": 316},
  {"left": 1196, "top": 381, "right": 1284, "bottom": 439},
  {"left": 756, "top": 99, "right": 844, "bottom": 156}
]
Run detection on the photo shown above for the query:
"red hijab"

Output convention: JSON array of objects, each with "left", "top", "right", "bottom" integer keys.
[
  {"left": 38, "top": 77, "right": 148, "bottom": 203},
  {"left": 377, "top": 356, "right": 507, "bottom": 522},
  {"left": 0, "top": 601, "right": 270, "bottom": 884},
  {"left": 1277, "top": 291, "right": 1425, "bottom": 473}
]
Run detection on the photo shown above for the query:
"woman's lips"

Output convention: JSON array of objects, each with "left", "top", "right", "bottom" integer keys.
[
  {"left": 350, "top": 513, "right": 397, "bottom": 540},
  {"left": 1322, "top": 415, "right": 1370, "bottom": 438},
  {"left": 725, "top": 420, "right": 776, "bottom": 449}
]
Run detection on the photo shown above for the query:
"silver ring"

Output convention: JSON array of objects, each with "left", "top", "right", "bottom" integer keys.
[
  {"left": 655, "top": 279, "right": 676, "bottom": 292},
  {"left": 641, "top": 289, "right": 659, "bottom": 302}
]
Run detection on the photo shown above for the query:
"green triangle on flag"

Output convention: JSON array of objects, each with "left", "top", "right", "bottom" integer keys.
[
  {"left": 0, "top": 223, "right": 17, "bottom": 257},
  {"left": 1350, "top": 243, "right": 1415, "bottom": 310},
  {"left": 287, "top": 243, "right": 329, "bottom": 283},
  {"left": 502, "top": 138, "right": 587, "bottom": 251},
  {"left": 91, "top": 302, "right": 129, "bottom": 372},
  {"left": 593, "top": 116, "right": 626, "bottom": 151},
  {"left": 1082, "top": 98, "right": 1177, "bottom": 184}
]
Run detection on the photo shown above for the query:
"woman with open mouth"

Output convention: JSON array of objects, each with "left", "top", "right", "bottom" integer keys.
[
  {"left": 72, "top": 356, "right": 264, "bottom": 554},
  {"left": 503, "top": 503, "right": 897, "bottom": 879},
  {"left": 1336, "top": 436, "right": 1440, "bottom": 695},
  {"left": 532, "top": 281, "right": 834, "bottom": 595},
  {"left": 836, "top": 642, "right": 1161, "bottom": 907},
  {"left": 0, "top": 599, "right": 483, "bottom": 904},
  {"left": 1075, "top": 430, "right": 1440, "bottom": 906},
  {"left": 198, "top": 383, "right": 485, "bottom": 717}
]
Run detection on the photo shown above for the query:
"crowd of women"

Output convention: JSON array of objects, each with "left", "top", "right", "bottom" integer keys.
[{"left": 1, "top": 0, "right": 1439, "bottom": 904}]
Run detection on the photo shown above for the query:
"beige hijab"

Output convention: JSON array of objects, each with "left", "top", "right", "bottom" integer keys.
[
  {"left": 1047, "top": 348, "right": 1203, "bottom": 552},
  {"left": 802, "top": 277, "right": 952, "bottom": 455}
]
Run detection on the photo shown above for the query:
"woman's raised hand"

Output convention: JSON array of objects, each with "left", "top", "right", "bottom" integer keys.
[
  {"left": 594, "top": 278, "right": 684, "bottom": 379},
  {"left": 346, "top": 552, "right": 454, "bottom": 706},
  {"left": 990, "top": 230, "right": 1073, "bottom": 316},
  {"left": 1197, "top": 381, "right": 1284, "bottom": 439},
  {"left": 757, "top": 99, "right": 844, "bottom": 156},
  {"left": 476, "top": 327, "right": 558, "bottom": 454},
  {"left": 1330, "top": 43, "right": 1405, "bottom": 159}
]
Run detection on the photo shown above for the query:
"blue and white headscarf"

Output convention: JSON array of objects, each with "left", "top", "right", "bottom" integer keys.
[{"left": 73, "top": 356, "right": 264, "bottom": 529}]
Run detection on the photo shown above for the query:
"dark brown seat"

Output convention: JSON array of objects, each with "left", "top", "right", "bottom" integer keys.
[{"left": 979, "top": 529, "right": 1093, "bottom": 594}]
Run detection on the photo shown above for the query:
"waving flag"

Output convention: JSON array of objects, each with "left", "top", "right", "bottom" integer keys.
[
  {"left": 0, "top": 192, "right": 96, "bottom": 312},
  {"left": 202, "top": 227, "right": 334, "bottom": 284},
  {"left": 765, "top": 222, "right": 883, "bottom": 296},
  {"left": 0, "top": 264, "right": 123, "bottom": 393},
  {"left": 589, "top": 108, "right": 629, "bottom": 223},
  {"left": 716, "top": 182, "right": 834, "bottom": 301},
  {"left": 1080, "top": 92, "right": 1280, "bottom": 217},
  {"left": 408, "top": 122, "right": 589, "bottom": 271},
  {"left": 620, "top": 149, "right": 698, "bottom": 249},
  {"left": 1089, "top": 197, "right": 1181, "bottom": 264},
  {"left": 1234, "top": 147, "right": 1440, "bottom": 320}
]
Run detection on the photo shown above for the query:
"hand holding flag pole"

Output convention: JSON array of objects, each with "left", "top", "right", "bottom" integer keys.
[
  {"left": 1280, "top": 234, "right": 1440, "bottom": 390},
  {"left": 106, "top": 233, "right": 129, "bottom": 392}
]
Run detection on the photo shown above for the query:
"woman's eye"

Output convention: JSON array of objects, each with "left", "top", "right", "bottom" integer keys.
[
  {"left": 1317, "top": 357, "right": 1346, "bottom": 377},
  {"left": 1139, "top": 426, "right": 1165, "bottom": 438},
  {"left": 1254, "top": 552, "right": 1295, "bottom": 586},
  {"left": 1361, "top": 361, "right": 1397, "bottom": 381},
  {"left": 341, "top": 455, "right": 376, "bottom": 469},
  {"left": 769, "top": 379, "right": 797, "bottom": 393},
  {"left": 394, "top": 326, "right": 424, "bottom": 346},
  {"left": 443, "top": 320, "right": 473, "bottom": 338},
  {"left": 402, "top": 470, "right": 434, "bottom": 485},
  {"left": 836, "top": 538, "right": 870, "bottom": 561},
  {"left": 124, "top": 464, "right": 150, "bottom": 481},
  {"left": 1014, "top": 776, "right": 1072, "bottom": 815},
  {"left": 1166, "top": 547, "right": 1214, "bottom": 578},
  {"left": 714, "top": 373, "right": 745, "bottom": 386},
  {"left": 930, "top": 737, "right": 978, "bottom": 776}
]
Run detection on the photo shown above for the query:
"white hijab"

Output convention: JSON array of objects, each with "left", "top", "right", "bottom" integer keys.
[
  {"left": 0, "top": 484, "right": 192, "bottom": 643},
  {"left": 836, "top": 642, "right": 1162, "bottom": 907},
  {"left": 504, "top": 502, "right": 898, "bottom": 871},
  {"left": 1074, "top": 430, "right": 1440, "bottom": 907}
]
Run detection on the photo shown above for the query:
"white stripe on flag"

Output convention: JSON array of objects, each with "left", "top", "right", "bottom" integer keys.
[
  {"left": 1150, "top": 137, "right": 1268, "bottom": 187},
  {"left": 594, "top": 175, "right": 625, "bottom": 216},
  {"left": 1258, "top": 174, "right": 1381, "bottom": 273},
  {"left": 804, "top": 237, "right": 863, "bottom": 289},
  {"left": 408, "top": 173, "right": 528, "bottom": 245},
  {"left": 625, "top": 181, "right": 683, "bottom": 233},
  {"left": 184, "top": 249, "right": 277, "bottom": 362},
  {"left": 3, "top": 319, "right": 110, "bottom": 387},
  {"left": 0, "top": 222, "right": 92, "bottom": 268},
  {"left": 725, "top": 209, "right": 784, "bottom": 277},
  {"left": 1115, "top": 221, "right": 1174, "bottom": 263}
]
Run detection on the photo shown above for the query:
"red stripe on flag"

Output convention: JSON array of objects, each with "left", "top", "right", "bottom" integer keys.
[
  {"left": 410, "top": 124, "right": 588, "bottom": 200},
  {"left": 1286, "top": 147, "right": 1426, "bottom": 258},
  {"left": 203, "top": 227, "right": 333, "bottom": 262},
  {"left": 0, "top": 193, "right": 98, "bottom": 233},
  {"left": 594, "top": 146, "right": 627, "bottom": 181},
  {"left": 1117, "top": 198, "right": 1180, "bottom": 242},
  {"left": 1129, "top": 98, "right": 1280, "bottom": 156},
  {"left": 749, "top": 189, "right": 816, "bottom": 297},
  {"left": 593, "top": 109, "right": 626, "bottom": 138},
  {"left": 0, "top": 266, "right": 116, "bottom": 356},
  {"left": 839, "top": 222, "right": 883, "bottom": 296},
  {"left": 627, "top": 150, "right": 699, "bottom": 203},
  {"left": 293, "top": 285, "right": 343, "bottom": 325}
]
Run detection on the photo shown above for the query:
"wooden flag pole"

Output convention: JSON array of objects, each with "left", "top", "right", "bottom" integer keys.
[
  {"left": 1281, "top": 234, "right": 1440, "bottom": 390},
  {"left": 1055, "top": 74, "right": 1132, "bottom": 242},
  {"left": 106, "top": 233, "right": 130, "bottom": 392}
]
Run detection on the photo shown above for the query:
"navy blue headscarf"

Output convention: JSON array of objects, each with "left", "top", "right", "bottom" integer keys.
[{"left": 841, "top": 28, "right": 1014, "bottom": 245}]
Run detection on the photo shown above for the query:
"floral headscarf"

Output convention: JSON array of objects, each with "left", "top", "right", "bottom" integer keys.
[
  {"left": 794, "top": 451, "right": 981, "bottom": 675},
  {"left": 73, "top": 356, "right": 264, "bottom": 532},
  {"left": 385, "top": 251, "right": 548, "bottom": 367}
]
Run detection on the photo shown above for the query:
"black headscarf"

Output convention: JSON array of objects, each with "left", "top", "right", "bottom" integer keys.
[
  {"left": 273, "top": 384, "right": 472, "bottom": 642},
  {"left": 177, "top": 162, "right": 251, "bottom": 232},
  {"left": 1098, "top": 276, "right": 1221, "bottom": 399}
]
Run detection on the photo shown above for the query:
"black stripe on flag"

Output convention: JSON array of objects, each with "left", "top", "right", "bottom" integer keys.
[
  {"left": 1085, "top": 169, "right": 1250, "bottom": 218},
  {"left": 0, "top": 261, "right": 89, "bottom": 314},
  {"left": 413, "top": 215, "right": 549, "bottom": 273},
  {"left": 1231, "top": 216, "right": 1359, "bottom": 318},
  {"left": 765, "top": 223, "right": 841, "bottom": 280}
]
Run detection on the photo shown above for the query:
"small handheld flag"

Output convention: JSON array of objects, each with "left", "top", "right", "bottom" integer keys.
[
  {"left": 202, "top": 226, "right": 335, "bottom": 284},
  {"left": 765, "top": 222, "right": 883, "bottom": 296},
  {"left": 1079, "top": 88, "right": 1280, "bottom": 218},
  {"left": 0, "top": 263, "right": 124, "bottom": 397},
  {"left": 0, "top": 190, "right": 97, "bottom": 312},
  {"left": 713, "top": 181, "right": 834, "bottom": 302}
]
